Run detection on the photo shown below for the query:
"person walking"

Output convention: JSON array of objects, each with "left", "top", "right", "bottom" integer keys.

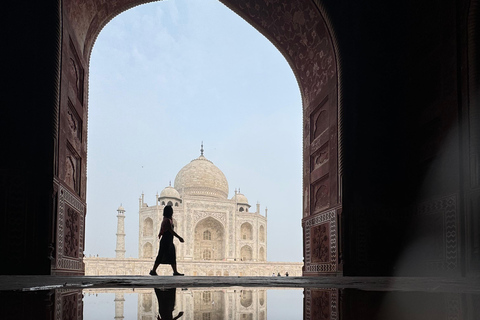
[{"left": 150, "top": 205, "right": 184, "bottom": 276}]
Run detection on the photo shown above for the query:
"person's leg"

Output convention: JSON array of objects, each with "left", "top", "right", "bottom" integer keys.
[
  {"left": 171, "top": 263, "right": 183, "bottom": 275},
  {"left": 150, "top": 261, "right": 160, "bottom": 275}
]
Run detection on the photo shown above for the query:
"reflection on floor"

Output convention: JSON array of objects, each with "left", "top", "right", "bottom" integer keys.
[
  {"left": 1, "top": 287, "right": 479, "bottom": 319},
  {"left": 133, "top": 287, "right": 268, "bottom": 320},
  {"left": 305, "top": 288, "right": 480, "bottom": 320}
]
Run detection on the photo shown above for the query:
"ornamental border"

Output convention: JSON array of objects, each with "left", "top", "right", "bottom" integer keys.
[
  {"left": 56, "top": 186, "right": 85, "bottom": 271},
  {"left": 304, "top": 208, "right": 337, "bottom": 273}
]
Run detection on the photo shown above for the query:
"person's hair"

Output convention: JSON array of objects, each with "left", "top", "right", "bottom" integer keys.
[{"left": 163, "top": 205, "right": 173, "bottom": 218}]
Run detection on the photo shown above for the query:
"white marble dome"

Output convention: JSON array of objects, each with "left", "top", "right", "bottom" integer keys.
[
  {"left": 174, "top": 155, "right": 229, "bottom": 199},
  {"left": 159, "top": 186, "right": 181, "bottom": 200},
  {"left": 232, "top": 193, "right": 249, "bottom": 205}
]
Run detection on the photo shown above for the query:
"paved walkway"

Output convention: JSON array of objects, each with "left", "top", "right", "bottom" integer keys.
[{"left": 1, "top": 275, "right": 479, "bottom": 293}]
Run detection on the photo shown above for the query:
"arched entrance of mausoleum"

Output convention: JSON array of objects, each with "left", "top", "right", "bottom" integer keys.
[{"left": 194, "top": 217, "right": 226, "bottom": 261}]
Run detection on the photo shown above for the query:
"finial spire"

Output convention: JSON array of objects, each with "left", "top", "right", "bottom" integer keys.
[
  {"left": 169, "top": 180, "right": 171, "bottom": 187},
  {"left": 200, "top": 141, "right": 204, "bottom": 156}
]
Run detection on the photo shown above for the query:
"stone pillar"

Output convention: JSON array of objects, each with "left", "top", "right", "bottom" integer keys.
[
  {"left": 116, "top": 206, "right": 126, "bottom": 258},
  {"left": 114, "top": 292, "right": 125, "bottom": 320}
]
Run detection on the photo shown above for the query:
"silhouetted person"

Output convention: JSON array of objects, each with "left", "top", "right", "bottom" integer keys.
[
  {"left": 154, "top": 288, "right": 184, "bottom": 320},
  {"left": 277, "top": 272, "right": 281, "bottom": 276},
  {"left": 150, "top": 205, "right": 184, "bottom": 276},
  {"left": 285, "top": 271, "right": 289, "bottom": 276}
]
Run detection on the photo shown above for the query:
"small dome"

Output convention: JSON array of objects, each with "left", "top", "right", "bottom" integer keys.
[
  {"left": 233, "top": 193, "right": 249, "bottom": 205},
  {"left": 117, "top": 205, "right": 125, "bottom": 212},
  {"left": 159, "top": 186, "right": 181, "bottom": 200},
  {"left": 174, "top": 154, "right": 229, "bottom": 199}
]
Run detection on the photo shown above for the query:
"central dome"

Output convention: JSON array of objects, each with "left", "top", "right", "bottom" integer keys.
[{"left": 174, "top": 154, "right": 229, "bottom": 199}]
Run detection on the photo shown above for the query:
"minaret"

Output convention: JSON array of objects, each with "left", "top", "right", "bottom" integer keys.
[
  {"left": 115, "top": 205, "right": 126, "bottom": 258},
  {"left": 114, "top": 292, "right": 125, "bottom": 320}
]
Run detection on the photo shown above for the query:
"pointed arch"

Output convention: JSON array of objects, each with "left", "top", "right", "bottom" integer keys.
[
  {"left": 143, "top": 217, "right": 153, "bottom": 237},
  {"left": 194, "top": 217, "right": 225, "bottom": 260},
  {"left": 143, "top": 242, "right": 153, "bottom": 258},
  {"left": 240, "top": 245, "right": 253, "bottom": 261},
  {"left": 241, "top": 222, "right": 253, "bottom": 240}
]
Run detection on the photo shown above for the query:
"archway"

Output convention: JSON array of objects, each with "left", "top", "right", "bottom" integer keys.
[
  {"left": 259, "top": 225, "right": 265, "bottom": 243},
  {"left": 15, "top": 0, "right": 340, "bottom": 276},
  {"left": 240, "top": 290, "right": 253, "bottom": 307},
  {"left": 240, "top": 222, "right": 253, "bottom": 240},
  {"left": 143, "top": 218, "right": 153, "bottom": 237},
  {"left": 194, "top": 217, "right": 225, "bottom": 260},
  {"left": 85, "top": 0, "right": 304, "bottom": 270},
  {"left": 259, "top": 247, "right": 265, "bottom": 261},
  {"left": 240, "top": 245, "right": 253, "bottom": 261},
  {"left": 142, "top": 242, "right": 153, "bottom": 258},
  {"left": 79, "top": 0, "right": 337, "bottom": 276}
]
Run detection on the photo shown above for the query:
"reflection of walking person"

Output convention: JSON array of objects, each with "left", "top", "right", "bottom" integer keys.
[
  {"left": 154, "top": 288, "right": 184, "bottom": 320},
  {"left": 150, "top": 205, "right": 185, "bottom": 276}
]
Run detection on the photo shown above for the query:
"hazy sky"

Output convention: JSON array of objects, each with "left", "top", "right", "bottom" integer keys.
[{"left": 85, "top": 0, "right": 303, "bottom": 262}]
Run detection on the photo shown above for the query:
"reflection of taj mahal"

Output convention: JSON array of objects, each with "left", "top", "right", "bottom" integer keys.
[
  {"left": 139, "top": 147, "right": 267, "bottom": 265},
  {"left": 84, "top": 147, "right": 302, "bottom": 276},
  {"left": 85, "top": 287, "right": 273, "bottom": 320},
  {"left": 137, "top": 288, "right": 269, "bottom": 320}
]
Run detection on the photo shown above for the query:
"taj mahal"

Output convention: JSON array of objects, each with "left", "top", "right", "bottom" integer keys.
[{"left": 84, "top": 146, "right": 302, "bottom": 276}]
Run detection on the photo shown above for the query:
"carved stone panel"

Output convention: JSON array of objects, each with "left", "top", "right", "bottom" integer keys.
[
  {"left": 193, "top": 211, "right": 226, "bottom": 228},
  {"left": 55, "top": 289, "right": 83, "bottom": 320},
  {"left": 304, "top": 288, "right": 338, "bottom": 320},
  {"left": 311, "top": 142, "right": 329, "bottom": 172},
  {"left": 67, "top": 100, "right": 82, "bottom": 140},
  {"left": 310, "top": 98, "right": 329, "bottom": 143},
  {"left": 311, "top": 176, "right": 330, "bottom": 214},
  {"left": 65, "top": 144, "right": 80, "bottom": 195},
  {"left": 304, "top": 209, "right": 337, "bottom": 273},
  {"left": 68, "top": 38, "right": 84, "bottom": 105},
  {"left": 311, "top": 223, "right": 330, "bottom": 263},
  {"left": 64, "top": 205, "right": 80, "bottom": 258},
  {"left": 54, "top": 186, "right": 84, "bottom": 274}
]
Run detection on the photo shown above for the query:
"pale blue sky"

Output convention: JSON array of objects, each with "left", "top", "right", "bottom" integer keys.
[{"left": 85, "top": 0, "right": 303, "bottom": 262}]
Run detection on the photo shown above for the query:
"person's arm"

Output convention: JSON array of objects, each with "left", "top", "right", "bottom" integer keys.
[
  {"left": 158, "top": 219, "right": 165, "bottom": 239},
  {"left": 165, "top": 219, "right": 184, "bottom": 243}
]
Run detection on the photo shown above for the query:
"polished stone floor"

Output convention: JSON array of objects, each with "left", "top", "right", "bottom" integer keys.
[
  {"left": 1, "top": 276, "right": 479, "bottom": 319},
  {"left": 1, "top": 275, "right": 479, "bottom": 293}
]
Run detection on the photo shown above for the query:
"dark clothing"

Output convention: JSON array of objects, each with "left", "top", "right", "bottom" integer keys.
[{"left": 155, "top": 218, "right": 176, "bottom": 265}]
